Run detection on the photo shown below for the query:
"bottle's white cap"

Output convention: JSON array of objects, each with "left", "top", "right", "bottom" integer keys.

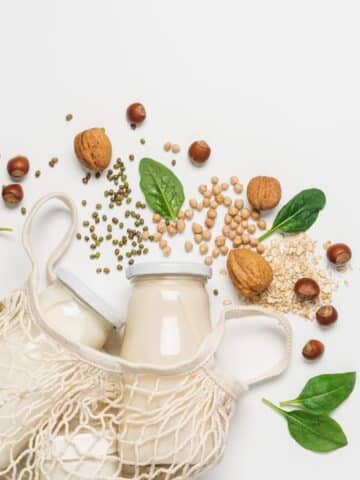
[
  {"left": 126, "top": 261, "right": 212, "bottom": 280},
  {"left": 56, "top": 267, "right": 122, "bottom": 328}
]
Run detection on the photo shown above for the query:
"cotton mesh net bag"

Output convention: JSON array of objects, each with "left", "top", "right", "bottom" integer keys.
[{"left": 0, "top": 193, "right": 292, "bottom": 479}]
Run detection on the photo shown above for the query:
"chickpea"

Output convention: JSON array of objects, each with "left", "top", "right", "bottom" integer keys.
[
  {"left": 153, "top": 213, "right": 161, "bottom": 223},
  {"left": 211, "top": 176, "right": 219, "bottom": 185},
  {"left": 203, "top": 198, "right": 210, "bottom": 207},
  {"left": 220, "top": 245, "right": 229, "bottom": 255},
  {"left": 185, "top": 209, "right": 194, "bottom": 220},
  {"left": 250, "top": 238, "right": 259, "bottom": 247},
  {"left": 221, "top": 182, "right": 229, "bottom": 191},
  {"left": 184, "top": 241, "right": 193, "bottom": 252},
  {"left": 234, "top": 183, "right": 243, "bottom": 194},
  {"left": 154, "top": 232, "right": 162, "bottom": 242},
  {"left": 204, "top": 256, "right": 213, "bottom": 266},
  {"left": 194, "top": 233, "right": 202, "bottom": 244},
  {"left": 251, "top": 210, "right": 261, "bottom": 220},
  {"left": 241, "top": 233, "right": 250, "bottom": 244},
  {"left": 230, "top": 220, "right": 238, "bottom": 230},
  {"left": 230, "top": 176, "right": 238, "bottom": 185},
  {"left": 157, "top": 222, "right": 166, "bottom": 234},
  {"left": 163, "top": 246, "right": 171, "bottom": 257},
  {"left": 222, "top": 225, "right": 231, "bottom": 237},
  {"left": 199, "top": 243, "right": 209, "bottom": 255},
  {"left": 205, "top": 218, "right": 215, "bottom": 229},
  {"left": 167, "top": 224, "right": 177, "bottom": 236},
  {"left": 214, "top": 195, "right": 224, "bottom": 205},
  {"left": 176, "top": 219, "right": 185, "bottom": 233},
  {"left": 207, "top": 208, "right": 217, "bottom": 219},
  {"left": 210, "top": 199, "right": 218, "bottom": 209},
  {"left": 163, "top": 142, "right": 172, "bottom": 152},
  {"left": 248, "top": 224, "right": 256, "bottom": 234},
  {"left": 257, "top": 219, "right": 267, "bottom": 230},
  {"left": 202, "top": 229, "right": 212, "bottom": 241},
  {"left": 171, "top": 144, "right": 180, "bottom": 154},
  {"left": 212, "top": 184, "right": 222, "bottom": 195},
  {"left": 192, "top": 223, "right": 202, "bottom": 234},
  {"left": 257, "top": 244, "right": 265, "bottom": 254},
  {"left": 240, "top": 208, "right": 250, "bottom": 219},
  {"left": 233, "top": 237, "right": 242, "bottom": 248},
  {"left": 189, "top": 198, "right": 197, "bottom": 208},
  {"left": 234, "top": 215, "right": 241, "bottom": 224},
  {"left": 229, "top": 230, "right": 236, "bottom": 240},
  {"left": 159, "top": 239, "right": 168, "bottom": 249},
  {"left": 197, "top": 201, "right": 204, "bottom": 212},
  {"left": 235, "top": 198, "right": 244, "bottom": 210},
  {"left": 224, "top": 214, "right": 232, "bottom": 225},
  {"left": 199, "top": 185, "right": 207, "bottom": 194},
  {"left": 141, "top": 230, "right": 149, "bottom": 240},
  {"left": 228, "top": 206, "right": 238, "bottom": 217},
  {"left": 236, "top": 226, "right": 244, "bottom": 235},
  {"left": 223, "top": 196, "right": 232, "bottom": 207},
  {"left": 177, "top": 210, "right": 185, "bottom": 219},
  {"left": 212, "top": 248, "right": 220, "bottom": 258},
  {"left": 215, "top": 236, "right": 226, "bottom": 247},
  {"left": 204, "top": 190, "right": 212, "bottom": 198},
  {"left": 241, "top": 220, "right": 248, "bottom": 229}
]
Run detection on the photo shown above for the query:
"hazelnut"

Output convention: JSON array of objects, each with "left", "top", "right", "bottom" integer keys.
[
  {"left": 302, "top": 339, "right": 324, "bottom": 360},
  {"left": 316, "top": 305, "right": 338, "bottom": 326},
  {"left": 2, "top": 184, "right": 24, "bottom": 205},
  {"left": 227, "top": 248, "right": 273, "bottom": 298},
  {"left": 126, "top": 102, "right": 146, "bottom": 124},
  {"left": 74, "top": 128, "right": 112, "bottom": 171},
  {"left": 327, "top": 243, "right": 352, "bottom": 266},
  {"left": 294, "top": 278, "right": 320, "bottom": 301},
  {"left": 188, "top": 140, "right": 211, "bottom": 166},
  {"left": 7, "top": 156, "right": 30, "bottom": 179},
  {"left": 247, "top": 176, "right": 282, "bottom": 211}
]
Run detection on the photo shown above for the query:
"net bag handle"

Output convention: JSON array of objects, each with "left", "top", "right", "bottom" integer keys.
[
  {"left": 219, "top": 305, "right": 292, "bottom": 388},
  {"left": 22, "top": 192, "right": 78, "bottom": 285}
]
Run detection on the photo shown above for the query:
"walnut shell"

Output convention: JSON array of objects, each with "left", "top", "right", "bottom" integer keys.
[
  {"left": 74, "top": 128, "right": 112, "bottom": 171},
  {"left": 227, "top": 248, "right": 273, "bottom": 298},
  {"left": 247, "top": 176, "right": 281, "bottom": 211}
]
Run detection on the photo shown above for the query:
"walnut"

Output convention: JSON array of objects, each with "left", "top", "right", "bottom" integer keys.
[
  {"left": 247, "top": 176, "right": 281, "bottom": 211},
  {"left": 74, "top": 128, "right": 112, "bottom": 171},
  {"left": 227, "top": 248, "right": 273, "bottom": 298}
]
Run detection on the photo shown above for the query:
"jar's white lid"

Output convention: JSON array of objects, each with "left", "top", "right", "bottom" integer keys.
[
  {"left": 56, "top": 267, "right": 121, "bottom": 328},
  {"left": 126, "top": 262, "right": 212, "bottom": 280}
]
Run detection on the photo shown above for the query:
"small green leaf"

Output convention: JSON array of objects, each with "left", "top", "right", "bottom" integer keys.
[
  {"left": 139, "top": 158, "right": 185, "bottom": 221},
  {"left": 259, "top": 188, "right": 326, "bottom": 241},
  {"left": 280, "top": 372, "right": 356, "bottom": 414},
  {"left": 0, "top": 228, "right": 12, "bottom": 232},
  {"left": 263, "top": 398, "right": 348, "bottom": 453}
]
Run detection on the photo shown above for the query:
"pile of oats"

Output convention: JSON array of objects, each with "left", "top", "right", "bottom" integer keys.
[{"left": 245, "top": 233, "right": 338, "bottom": 319}]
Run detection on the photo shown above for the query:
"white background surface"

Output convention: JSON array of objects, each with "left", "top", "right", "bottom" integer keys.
[{"left": 0, "top": 1, "right": 359, "bottom": 478}]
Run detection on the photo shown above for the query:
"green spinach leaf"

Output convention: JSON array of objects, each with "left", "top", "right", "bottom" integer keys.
[
  {"left": 139, "top": 158, "right": 185, "bottom": 221},
  {"left": 263, "top": 398, "right": 348, "bottom": 453},
  {"left": 258, "top": 188, "right": 326, "bottom": 241},
  {"left": 280, "top": 372, "right": 356, "bottom": 414}
]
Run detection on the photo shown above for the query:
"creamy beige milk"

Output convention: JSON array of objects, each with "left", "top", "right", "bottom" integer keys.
[{"left": 118, "top": 266, "right": 213, "bottom": 466}]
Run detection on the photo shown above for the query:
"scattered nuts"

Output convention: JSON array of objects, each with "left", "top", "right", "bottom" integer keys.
[
  {"left": 234, "top": 183, "right": 243, "bottom": 194},
  {"left": 176, "top": 219, "right": 185, "bottom": 233},
  {"left": 163, "top": 142, "right": 172, "bottom": 152},
  {"left": 327, "top": 243, "right": 352, "bottom": 266},
  {"left": 240, "top": 208, "right": 250, "bottom": 219},
  {"left": 7, "top": 156, "right": 30, "bottom": 179},
  {"left": 185, "top": 209, "right": 194, "bottom": 220},
  {"left": 294, "top": 278, "right": 320, "bottom": 301},
  {"left": 194, "top": 234, "right": 202, "bottom": 244},
  {"left": 256, "top": 244, "right": 265, "bottom": 254},
  {"left": 316, "top": 305, "right": 338, "bottom": 325},
  {"left": 188, "top": 140, "right": 211, "bottom": 166},
  {"left": 302, "top": 339, "right": 324, "bottom": 360},
  {"left": 2, "top": 184, "right": 24, "bottom": 205},
  {"left": 215, "top": 236, "right": 226, "bottom": 247},
  {"left": 211, "top": 176, "right": 219, "bottom": 184},
  {"left": 247, "top": 176, "right": 282, "bottom": 210},
  {"left": 202, "top": 229, "right": 212, "bottom": 241},
  {"left": 230, "top": 176, "right": 238, "bottom": 185},
  {"left": 212, "top": 248, "right": 220, "bottom": 258},
  {"left": 257, "top": 219, "right": 267, "bottom": 230},
  {"left": 127, "top": 102, "right": 146, "bottom": 124},
  {"left": 163, "top": 246, "right": 171, "bottom": 257},
  {"left": 205, "top": 218, "right": 215, "bottom": 229},
  {"left": 227, "top": 248, "right": 273, "bottom": 298},
  {"left": 220, "top": 245, "right": 229, "bottom": 255},
  {"left": 74, "top": 128, "right": 112, "bottom": 171},
  {"left": 192, "top": 223, "right": 202, "bottom": 234}
]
